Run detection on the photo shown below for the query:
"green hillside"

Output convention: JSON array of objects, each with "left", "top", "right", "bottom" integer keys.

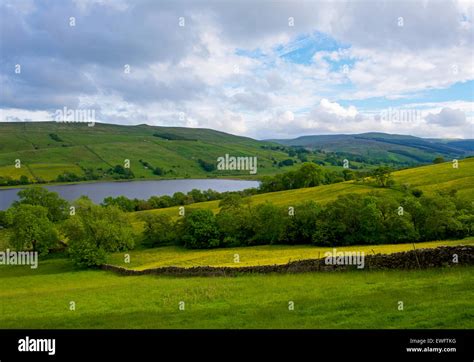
[
  {"left": 133, "top": 157, "right": 474, "bottom": 222},
  {"left": 270, "top": 132, "right": 474, "bottom": 165},
  {"left": 0, "top": 122, "right": 294, "bottom": 182}
]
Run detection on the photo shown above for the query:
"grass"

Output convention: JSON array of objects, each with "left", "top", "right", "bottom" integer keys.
[
  {"left": 132, "top": 158, "right": 474, "bottom": 223},
  {"left": 0, "top": 260, "right": 472, "bottom": 329},
  {"left": 107, "top": 238, "right": 474, "bottom": 270},
  {"left": 0, "top": 122, "right": 314, "bottom": 182}
]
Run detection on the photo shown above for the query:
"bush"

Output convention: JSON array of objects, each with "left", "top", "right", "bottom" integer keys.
[
  {"left": 142, "top": 214, "right": 176, "bottom": 246},
  {"left": 63, "top": 198, "right": 135, "bottom": 267},
  {"left": 197, "top": 159, "right": 216, "bottom": 172},
  {"left": 179, "top": 209, "right": 220, "bottom": 249},
  {"left": 6, "top": 204, "right": 59, "bottom": 255},
  {"left": 250, "top": 203, "right": 288, "bottom": 245},
  {"left": 14, "top": 187, "right": 69, "bottom": 222}
]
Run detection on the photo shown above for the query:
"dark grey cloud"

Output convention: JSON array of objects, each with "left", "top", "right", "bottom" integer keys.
[
  {"left": 232, "top": 91, "right": 272, "bottom": 111},
  {"left": 426, "top": 107, "right": 467, "bottom": 127}
]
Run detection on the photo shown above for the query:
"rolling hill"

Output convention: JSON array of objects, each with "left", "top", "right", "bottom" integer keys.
[
  {"left": 269, "top": 132, "right": 474, "bottom": 165},
  {"left": 133, "top": 157, "right": 474, "bottom": 222},
  {"left": 0, "top": 122, "right": 294, "bottom": 182}
]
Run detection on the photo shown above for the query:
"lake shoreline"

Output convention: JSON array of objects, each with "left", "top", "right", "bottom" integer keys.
[
  {"left": 0, "top": 178, "right": 260, "bottom": 210},
  {"left": 0, "top": 174, "right": 262, "bottom": 190}
]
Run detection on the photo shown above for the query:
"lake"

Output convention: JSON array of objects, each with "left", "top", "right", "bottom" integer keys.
[{"left": 0, "top": 179, "right": 260, "bottom": 210}]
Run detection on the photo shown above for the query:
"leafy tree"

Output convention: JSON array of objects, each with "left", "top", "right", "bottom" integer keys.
[
  {"left": 188, "top": 189, "right": 206, "bottom": 203},
  {"left": 6, "top": 204, "right": 59, "bottom": 255},
  {"left": 284, "top": 201, "right": 321, "bottom": 244},
  {"left": 411, "top": 188, "right": 423, "bottom": 198},
  {"left": 294, "top": 163, "right": 324, "bottom": 188},
  {"left": 433, "top": 156, "right": 445, "bottom": 164},
  {"left": 372, "top": 167, "right": 394, "bottom": 187},
  {"left": 19, "top": 175, "right": 29, "bottom": 185},
  {"left": 375, "top": 196, "right": 419, "bottom": 243},
  {"left": 172, "top": 192, "right": 187, "bottom": 205},
  {"left": 141, "top": 214, "right": 176, "bottom": 246},
  {"left": 148, "top": 195, "right": 172, "bottom": 209},
  {"left": 109, "top": 165, "right": 134, "bottom": 179},
  {"left": 278, "top": 159, "right": 294, "bottom": 167},
  {"left": 216, "top": 199, "right": 253, "bottom": 246},
  {"left": 0, "top": 210, "right": 8, "bottom": 228},
  {"left": 250, "top": 203, "right": 288, "bottom": 245},
  {"left": 313, "top": 194, "right": 384, "bottom": 246},
  {"left": 153, "top": 167, "right": 164, "bottom": 176},
  {"left": 197, "top": 159, "right": 216, "bottom": 172},
  {"left": 180, "top": 209, "right": 220, "bottom": 249},
  {"left": 419, "top": 195, "right": 462, "bottom": 240},
  {"left": 102, "top": 196, "right": 136, "bottom": 212},
  {"left": 342, "top": 169, "right": 354, "bottom": 181},
  {"left": 14, "top": 187, "right": 69, "bottom": 222},
  {"left": 219, "top": 194, "right": 244, "bottom": 210},
  {"left": 63, "top": 197, "right": 135, "bottom": 267}
]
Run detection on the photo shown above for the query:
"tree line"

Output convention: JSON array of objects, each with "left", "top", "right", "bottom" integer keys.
[{"left": 142, "top": 190, "right": 473, "bottom": 250}]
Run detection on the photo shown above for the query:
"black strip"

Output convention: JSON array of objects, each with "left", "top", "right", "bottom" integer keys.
[{"left": 0, "top": 329, "right": 472, "bottom": 361}]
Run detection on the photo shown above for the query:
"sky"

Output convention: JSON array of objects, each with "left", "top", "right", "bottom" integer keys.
[{"left": 0, "top": 0, "right": 473, "bottom": 139}]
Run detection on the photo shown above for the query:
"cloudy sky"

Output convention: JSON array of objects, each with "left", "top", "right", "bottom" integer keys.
[{"left": 0, "top": 0, "right": 473, "bottom": 139}]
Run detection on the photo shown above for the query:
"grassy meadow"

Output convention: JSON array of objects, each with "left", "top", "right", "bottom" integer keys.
[
  {"left": 0, "top": 147, "right": 473, "bottom": 329},
  {"left": 132, "top": 158, "right": 474, "bottom": 227},
  {"left": 0, "top": 260, "right": 472, "bottom": 329},
  {"left": 0, "top": 122, "right": 308, "bottom": 182},
  {"left": 107, "top": 238, "right": 474, "bottom": 270}
]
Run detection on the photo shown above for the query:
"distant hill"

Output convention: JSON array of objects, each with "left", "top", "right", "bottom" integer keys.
[
  {"left": 0, "top": 122, "right": 293, "bottom": 183},
  {"left": 268, "top": 132, "right": 474, "bottom": 165}
]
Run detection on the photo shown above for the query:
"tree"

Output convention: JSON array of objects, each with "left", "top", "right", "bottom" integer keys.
[
  {"left": 284, "top": 201, "right": 321, "bottom": 244},
  {"left": 153, "top": 167, "right": 164, "bottom": 176},
  {"left": 6, "top": 204, "right": 59, "bottom": 255},
  {"left": 141, "top": 214, "right": 176, "bottom": 246},
  {"left": 197, "top": 159, "right": 216, "bottom": 172},
  {"left": 102, "top": 196, "right": 136, "bottom": 212},
  {"left": 419, "top": 195, "right": 462, "bottom": 240},
  {"left": 294, "top": 163, "right": 324, "bottom": 188},
  {"left": 375, "top": 195, "right": 419, "bottom": 243},
  {"left": 14, "top": 187, "right": 69, "bottom": 222},
  {"left": 0, "top": 210, "right": 7, "bottom": 228},
  {"left": 219, "top": 194, "right": 243, "bottom": 210},
  {"left": 250, "top": 203, "right": 288, "bottom": 245},
  {"left": 19, "top": 175, "right": 29, "bottom": 185},
  {"left": 179, "top": 209, "right": 220, "bottom": 249},
  {"left": 342, "top": 169, "right": 354, "bottom": 181},
  {"left": 433, "top": 156, "right": 445, "bottom": 164},
  {"left": 216, "top": 200, "right": 253, "bottom": 246},
  {"left": 313, "top": 194, "right": 384, "bottom": 246},
  {"left": 63, "top": 198, "right": 135, "bottom": 267},
  {"left": 372, "top": 167, "right": 394, "bottom": 187}
]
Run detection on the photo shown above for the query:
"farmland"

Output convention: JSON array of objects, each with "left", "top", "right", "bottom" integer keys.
[
  {"left": 132, "top": 157, "right": 474, "bottom": 224},
  {"left": 0, "top": 259, "right": 472, "bottom": 329}
]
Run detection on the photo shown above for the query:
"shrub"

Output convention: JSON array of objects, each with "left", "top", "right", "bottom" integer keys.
[{"left": 180, "top": 209, "right": 220, "bottom": 249}]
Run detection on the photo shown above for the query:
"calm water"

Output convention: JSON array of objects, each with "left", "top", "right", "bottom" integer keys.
[{"left": 0, "top": 179, "right": 259, "bottom": 210}]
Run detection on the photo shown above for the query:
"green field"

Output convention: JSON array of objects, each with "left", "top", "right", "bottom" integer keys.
[
  {"left": 0, "top": 259, "right": 472, "bottom": 328},
  {"left": 0, "top": 122, "right": 309, "bottom": 182},
  {"left": 132, "top": 158, "right": 474, "bottom": 224},
  {"left": 1, "top": 149, "right": 473, "bottom": 329},
  {"left": 107, "top": 238, "right": 474, "bottom": 270}
]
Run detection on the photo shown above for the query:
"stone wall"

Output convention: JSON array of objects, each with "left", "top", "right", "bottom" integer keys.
[{"left": 100, "top": 245, "right": 474, "bottom": 277}]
